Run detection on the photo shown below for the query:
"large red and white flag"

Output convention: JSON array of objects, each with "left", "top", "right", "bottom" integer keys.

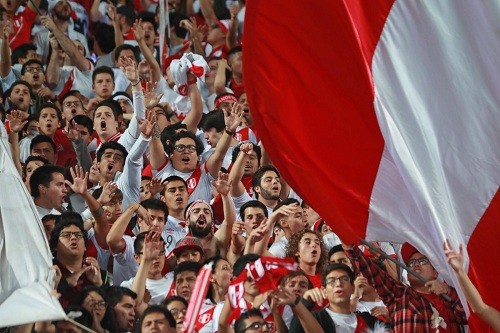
[{"left": 243, "top": 1, "right": 500, "bottom": 332}]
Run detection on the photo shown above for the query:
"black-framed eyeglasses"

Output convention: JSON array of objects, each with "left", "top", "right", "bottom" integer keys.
[
  {"left": 408, "top": 257, "right": 430, "bottom": 268},
  {"left": 174, "top": 144, "right": 197, "bottom": 153},
  {"left": 59, "top": 231, "right": 84, "bottom": 239},
  {"left": 63, "top": 100, "right": 83, "bottom": 108},
  {"left": 325, "top": 275, "right": 351, "bottom": 286},
  {"left": 243, "top": 322, "right": 273, "bottom": 332},
  {"left": 25, "top": 66, "right": 43, "bottom": 73},
  {"left": 90, "top": 300, "right": 107, "bottom": 309}
]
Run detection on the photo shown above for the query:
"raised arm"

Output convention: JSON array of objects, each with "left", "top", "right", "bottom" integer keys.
[
  {"left": 212, "top": 172, "right": 235, "bottom": 246},
  {"left": 228, "top": 142, "right": 253, "bottom": 197},
  {"left": 226, "top": 4, "right": 239, "bottom": 49},
  {"left": 131, "top": 231, "right": 163, "bottom": 314},
  {"left": 133, "top": 19, "right": 161, "bottom": 83},
  {"left": 41, "top": 16, "right": 90, "bottom": 72},
  {"left": 45, "top": 34, "right": 62, "bottom": 88},
  {"left": 206, "top": 102, "right": 242, "bottom": 178},
  {"left": 182, "top": 73, "right": 203, "bottom": 133},
  {"left": 445, "top": 240, "right": 500, "bottom": 330},
  {"left": 67, "top": 122, "right": 92, "bottom": 172},
  {"left": 66, "top": 166, "right": 109, "bottom": 248},
  {"left": 107, "top": 3, "right": 124, "bottom": 47},
  {"left": 107, "top": 202, "right": 150, "bottom": 253},
  {"left": 180, "top": 18, "right": 205, "bottom": 57},
  {"left": 199, "top": 0, "right": 218, "bottom": 27},
  {"left": 214, "top": 59, "right": 229, "bottom": 95},
  {"left": 0, "top": 21, "right": 13, "bottom": 78},
  {"left": 6, "top": 111, "right": 26, "bottom": 175}
]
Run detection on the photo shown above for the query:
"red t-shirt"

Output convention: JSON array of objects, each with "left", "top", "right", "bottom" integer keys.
[
  {"left": 228, "top": 77, "right": 245, "bottom": 98},
  {"left": 53, "top": 129, "right": 77, "bottom": 167},
  {"left": 9, "top": 6, "right": 38, "bottom": 51}
]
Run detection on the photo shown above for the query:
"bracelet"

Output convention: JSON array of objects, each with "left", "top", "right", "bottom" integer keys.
[
  {"left": 90, "top": 205, "right": 104, "bottom": 218},
  {"left": 188, "top": 77, "right": 197, "bottom": 85},
  {"left": 290, "top": 295, "right": 301, "bottom": 307},
  {"left": 225, "top": 127, "right": 236, "bottom": 135},
  {"left": 131, "top": 80, "right": 141, "bottom": 87}
]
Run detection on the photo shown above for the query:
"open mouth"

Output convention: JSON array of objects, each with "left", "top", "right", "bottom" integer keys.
[
  {"left": 33, "top": 74, "right": 40, "bottom": 80},
  {"left": 181, "top": 156, "right": 190, "bottom": 163},
  {"left": 107, "top": 164, "right": 114, "bottom": 172},
  {"left": 311, "top": 250, "right": 318, "bottom": 256},
  {"left": 175, "top": 197, "right": 183, "bottom": 203},
  {"left": 196, "top": 217, "right": 206, "bottom": 227},
  {"left": 272, "top": 186, "right": 280, "bottom": 191},
  {"left": 145, "top": 33, "right": 151, "bottom": 40},
  {"left": 100, "top": 120, "right": 107, "bottom": 130}
]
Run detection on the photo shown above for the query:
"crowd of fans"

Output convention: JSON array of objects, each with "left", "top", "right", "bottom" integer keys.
[{"left": 1, "top": 0, "right": 499, "bottom": 332}]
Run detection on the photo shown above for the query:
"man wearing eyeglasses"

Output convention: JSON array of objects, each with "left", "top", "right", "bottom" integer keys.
[
  {"left": 290, "top": 263, "right": 387, "bottom": 333},
  {"left": 234, "top": 308, "right": 273, "bottom": 333},
  {"left": 344, "top": 243, "right": 467, "bottom": 332},
  {"left": 50, "top": 214, "right": 105, "bottom": 308}
]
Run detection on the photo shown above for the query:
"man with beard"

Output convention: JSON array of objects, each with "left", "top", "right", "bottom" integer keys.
[
  {"left": 0, "top": 0, "right": 41, "bottom": 50},
  {"left": 184, "top": 172, "right": 235, "bottom": 259},
  {"left": 34, "top": 0, "right": 89, "bottom": 64}
]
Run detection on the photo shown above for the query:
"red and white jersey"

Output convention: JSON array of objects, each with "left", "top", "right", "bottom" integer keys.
[
  {"left": 196, "top": 300, "right": 217, "bottom": 333},
  {"left": 86, "top": 228, "right": 112, "bottom": 273},
  {"left": 9, "top": 6, "right": 37, "bottom": 51},
  {"left": 154, "top": 162, "right": 214, "bottom": 203},
  {"left": 162, "top": 216, "right": 188, "bottom": 256},
  {"left": 235, "top": 126, "right": 258, "bottom": 144}
]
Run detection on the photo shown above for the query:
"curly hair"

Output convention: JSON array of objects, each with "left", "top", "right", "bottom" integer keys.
[{"left": 285, "top": 229, "right": 328, "bottom": 275}]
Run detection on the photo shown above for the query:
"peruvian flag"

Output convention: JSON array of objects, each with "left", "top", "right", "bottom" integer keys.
[{"left": 243, "top": 1, "right": 500, "bottom": 332}]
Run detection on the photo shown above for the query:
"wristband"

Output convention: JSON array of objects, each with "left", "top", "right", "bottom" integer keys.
[
  {"left": 188, "top": 77, "right": 197, "bottom": 85},
  {"left": 290, "top": 295, "right": 301, "bottom": 307},
  {"left": 131, "top": 80, "right": 141, "bottom": 87},
  {"left": 225, "top": 127, "right": 236, "bottom": 135}
]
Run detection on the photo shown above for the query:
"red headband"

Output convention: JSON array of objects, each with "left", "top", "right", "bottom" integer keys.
[{"left": 214, "top": 94, "right": 238, "bottom": 108}]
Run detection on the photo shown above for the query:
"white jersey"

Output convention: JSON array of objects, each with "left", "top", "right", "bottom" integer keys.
[
  {"left": 112, "top": 235, "right": 139, "bottom": 286},
  {"left": 162, "top": 216, "right": 188, "bottom": 256},
  {"left": 268, "top": 236, "right": 288, "bottom": 258},
  {"left": 154, "top": 162, "right": 214, "bottom": 203},
  {"left": 121, "top": 275, "right": 173, "bottom": 305}
]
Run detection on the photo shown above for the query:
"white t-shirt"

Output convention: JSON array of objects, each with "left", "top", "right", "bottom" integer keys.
[
  {"left": 325, "top": 308, "right": 357, "bottom": 333},
  {"left": 268, "top": 236, "right": 288, "bottom": 258},
  {"left": 112, "top": 235, "right": 139, "bottom": 286},
  {"left": 121, "top": 275, "right": 173, "bottom": 305}
]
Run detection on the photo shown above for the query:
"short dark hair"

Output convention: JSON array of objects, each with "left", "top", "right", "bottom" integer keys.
[
  {"left": 279, "top": 270, "right": 314, "bottom": 289},
  {"left": 231, "top": 142, "right": 262, "bottom": 164},
  {"left": 94, "top": 99, "right": 122, "bottom": 120},
  {"left": 70, "top": 115, "right": 94, "bottom": 135},
  {"left": 163, "top": 295, "right": 188, "bottom": 308},
  {"left": 30, "top": 134, "right": 57, "bottom": 155},
  {"left": 139, "top": 305, "right": 176, "bottom": 331},
  {"left": 140, "top": 198, "right": 169, "bottom": 219},
  {"left": 11, "top": 43, "right": 37, "bottom": 65},
  {"left": 21, "top": 59, "right": 44, "bottom": 75},
  {"left": 59, "top": 90, "right": 82, "bottom": 105},
  {"left": 36, "top": 102, "right": 62, "bottom": 122},
  {"left": 96, "top": 141, "right": 128, "bottom": 163},
  {"left": 328, "top": 244, "right": 345, "bottom": 259},
  {"left": 29, "top": 164, "right": 65, "bottom": 198},
  {"left": 24, "top": 155, "right": 49, "bottom": 173},
  {"left": 170, "top": 130, "right": 204, "bottom": 156},
  {"left": 114, "top": 44, "right": 140, "bottom": 63},
  {"left": 105, "top": 286, "right": 137, "bottom": 309},
  {"left": 116, "top": 5, "right": 137, "bottom": 26},
  {"left": 274, "top": 198, "right": 300, "bottom": 212},
  {"left": 93, "top": 23, "right": 116, "bottom": 54},
  {"left": 133, "top": 231, "right": 165, "bottom": 255},
  {"left": 174, "top": 261, "right": 202, "bottom": 281},
  {"left": 240, "top": 200, "right": 268, "bottom": 220},
  {"left": 169, "top": 12, "right": 189, "bottom": 38},
  {"left": 160, "top": 123, "right": 187, "bottom": 154},
  {"left": 8, "top": 80, "right": 33, "bottom": 99},
  {"left": 92, "top": 66, "right": 115, "bottom": 84},
  {"left": 202, "top": 109, "right": 225, "bottom": 132},
  {"left": 137, "top": 11, "right": 157, "bottom": 32},
  {"left": 49, "top": 212, "right": 86, "bottom": 251},
  {"left": 233, "top": 253, "right": 259, "bottom": 277},
  {"left": 252, "top": 165, "right": 280, "bottom": 189},
  {"left": 162, "top": 175, "right": 188, "bottom": 188},
  {"left": 322, "top": 263, "right": 355, "bottom": 287},
  {"left": 228, "top": 45, "right": 242, "bottom": 61},
  {"left": 234, "top": 308, "right": 263, "bottom": 333}
]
